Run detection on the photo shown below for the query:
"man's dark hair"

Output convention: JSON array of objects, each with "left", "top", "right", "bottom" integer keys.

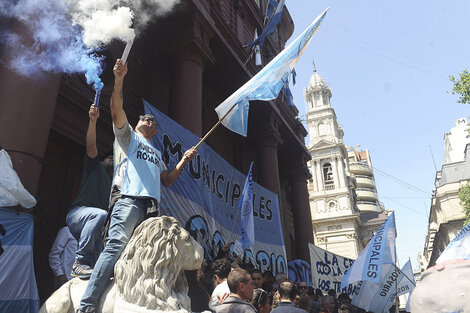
[
  {"left": 251, "top": 269, "right": 262, "bottom": 275},
  {"left": 212, "top": 258, "right": 231, "bottom": 279},
  {"left": 307, "top": 286, "right": 315, "bottom": 296},
  {"left": 278, "top": 281, "right": 297, "bottom": 300},
  {"left": 328, "top": 288, "right": 336, "bottom": 297},
  {"left": 227, "top": 268, "right": 250, "bottom": 294}
]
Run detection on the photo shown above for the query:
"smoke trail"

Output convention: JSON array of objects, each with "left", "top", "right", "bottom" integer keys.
[
  {"left": 0, "top": 0, "right": 181, "bottom": 91},
  {"left": 0, "top": 0, "right": 105, "bottom": 90}
]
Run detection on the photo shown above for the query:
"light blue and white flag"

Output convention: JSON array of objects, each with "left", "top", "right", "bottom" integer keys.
[
  {"left": 436, "top": 223, "right": 470, "bottom": 264},
  {"left": 254, "top": 30, "right": 262, "bottom": 66},
  {"left": 396, "top": 259, "right": 415, "bottom": 297},
  {"left": 239, "top": 162, "right": 255, "bottom": 250},
  {"left": 351, "top": 259, "right": 415, "bottom": 313},
  {"left": 249, "top": 0, "right": 285, "bottom": 48},
  {"left": 341, "top": 212, "right": 396, "bottom": 288},
  {"left": 215, "top": 8, "right": 329, "bottom": 136},
  {"left": 0, "top": 208, "right": 40, "bottom": 313}
]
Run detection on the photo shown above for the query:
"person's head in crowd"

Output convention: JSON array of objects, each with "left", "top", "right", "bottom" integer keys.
[
  {"left": 262, "top": 270, "right": 275, "bottom": 291},
  {"left": 298, "top": 294, "right": 311, "bottom": 312},
  {"left": 297, "top": 281, "right": 308, "bottom": 295},
  {"left": 322, "top": 295, "right": 335, "bottom": 312},
  {"left": 250, "top": 288, "right": 271, "bottom": 313},
  {"left": 294, "top": 295, "right": 300, "bottom": 307},
  {"left": 315, "top": 288, "right": 323, "bottom": 297},
  {"left": 278, "top": 281, "right": 297, "bottom": 301},
  {"left": 337, "top": 293, "right": 350, "bottom": 304},
  {"left": 319, "top": 305, "right": 331, "bottom": 313},
  {"left": 337, "top": 303, "right": 351, "bottom": 313},
  {"left": 327, "top": 289, "right": 336, "bottom": 299},
  {"left": 227, "top": 268, "right": 254, "bottom": 301},
  {"left": 272, "top": 290, "right": 280, "bottom": 309},
  {"left": 212, "top": 258, "right": 231, "bottom": 284},
  {"left": 101, "top": 154, "right": 114, "bottom": 176},
  {"left": 307, "top": 286, "right": 315, "bottom": 297},
  {"left": 242, "top": 262, "right": 256, "bottom": 273},
  {"left": 273, "top": 272, "right": 288, "bottom": 291},
  {"left": 251, "top": 269, "right": 264, "bottom": 288}
]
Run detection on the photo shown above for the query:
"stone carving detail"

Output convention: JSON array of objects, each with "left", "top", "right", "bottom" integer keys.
[{"left": 39, "top": 216, "right": 203, "bottom": 313}]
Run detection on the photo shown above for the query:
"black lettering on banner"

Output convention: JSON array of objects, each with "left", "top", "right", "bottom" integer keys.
[
  {"left": 259, "top": 195, "right": 266, "bottom": 219},
  {"left": 0, "top": 224, "right": 5, "bottom": 256},
  {"left": 162, "top": 134, "right": 182, "bottom": 164},
  {"left": 136, "top": 150, "right": 142, "bottom": 159},
  {"left": 202, "top": 160, "right": 211, "bottom": 189},
  {"left": 266, "top": 199, "right": 273, "bottom": 220},
  {"left": 216, "top": 175, "right": 224, "bottom": 199},
  {"left": 253, "top": 194, "right": 258, "bottom": 217},
  {"left": 288, "top": 261, "right": 312, "bottom": 285},
  {"left": 189, "top": 156, "right": 201, "bottom": 179},
  {"left": 231, "top": 183, "right": 241, "bottom": 207},
  {"left": 185, "top": 214, "right": 286, "bottom": 276}
]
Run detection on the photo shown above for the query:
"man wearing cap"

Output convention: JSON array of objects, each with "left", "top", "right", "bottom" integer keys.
[{"left": 77, "top": 59, "right": 197, "bottom": 313}]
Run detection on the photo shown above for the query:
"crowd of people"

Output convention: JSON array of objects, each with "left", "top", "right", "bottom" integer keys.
[
  {"left": 182, "top": 251, "right": 362, "bottom": 313},
  {"left": 46, "top": 57, "right": 400, "bottom": 313}
]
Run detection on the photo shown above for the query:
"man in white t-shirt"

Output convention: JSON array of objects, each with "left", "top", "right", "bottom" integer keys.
[
  {"left": 209, "top": 258, "right": 232, "bottom": 310},
  {"left": 77, "top": 59, "right": 196, "bottom": 313}
]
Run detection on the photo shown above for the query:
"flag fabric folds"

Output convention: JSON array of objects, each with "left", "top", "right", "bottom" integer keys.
[
  {"left": 249, "top": 0, "right": 285, "bottom": 48},
  {"left": 215, "top": 8, "right": 329, "bottom": 136},
  {"left": 341, "top": 212, "right": 397, "bottom": 288},
  {"left": 265, "top": 0, "right": 279, "bottom": 21},
  {"left": 351, "top": 259, "right": 415, "bottom": 312},
  {"left": 254, "top": 30, "right": 262, "bottom": 66},
  {"left": 0, "top": 208, "right": 40, "bottom": 313},
  {"left": 436, "top": 223, "right": 470, "bottom": 264},
  {"left": 283, "top": 80, "right": 294, "bottom": 107},
  {"left": 238, "top": 162, "right": 255, "bottom": 250},
  {"left": 291, "top": 68, "right": 297, "bottom": 85}
]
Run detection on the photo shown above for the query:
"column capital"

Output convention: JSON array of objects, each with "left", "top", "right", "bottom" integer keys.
[{"left": 162, "top": 12, "right": 216, "bottom": 67}]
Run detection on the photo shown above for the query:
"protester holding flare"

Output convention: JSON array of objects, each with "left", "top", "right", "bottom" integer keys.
[{"left": 77, "top": 59, "right": 197, "bottom": 313}]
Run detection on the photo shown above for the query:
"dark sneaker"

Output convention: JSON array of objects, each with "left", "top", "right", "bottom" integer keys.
[
  {"left": 76, "top": 306, "right": 97, "bottom": 313},
  {"left": 71, "top": 262, "right": 93, "bottom": 279}
]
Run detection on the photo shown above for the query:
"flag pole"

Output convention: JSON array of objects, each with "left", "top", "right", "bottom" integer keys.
[{"left": 194, "top": 102, "right": 238, "bottom": 149}]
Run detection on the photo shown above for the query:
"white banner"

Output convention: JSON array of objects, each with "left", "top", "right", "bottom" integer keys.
[{"left": 308, "top": 243, "right": 358, "bottom": 295}]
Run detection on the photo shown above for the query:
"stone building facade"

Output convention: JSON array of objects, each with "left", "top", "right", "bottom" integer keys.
[
  {"left": 0, "top": 0, "right": 313, "bottom": 301},
  {"left": 420, "top": 118, "right": 470, "bottom": 270},
  {"left": 305, "top": 66, "right": 389, "bottom": 259}
]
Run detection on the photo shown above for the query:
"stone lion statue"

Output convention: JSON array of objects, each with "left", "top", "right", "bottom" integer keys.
[{"left": 40, "top": 216, "right": 204, "bottom": 313}]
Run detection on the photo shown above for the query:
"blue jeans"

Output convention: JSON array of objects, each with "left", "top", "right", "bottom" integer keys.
[
  {"left": 78, "top": 197, "right": 147, "bottom": 311},
  {"left": 66, "top": 206, "right": 107, "bottom": 267}
]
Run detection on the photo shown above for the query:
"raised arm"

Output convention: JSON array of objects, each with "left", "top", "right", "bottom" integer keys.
[
  {"left": 161, "top": 147, "right": 197, "bottom": 186},
  {"left": 86, "top": 104, "right": 99, "bottom": 158},
  {"left": 110, "top": 59, "right": 128, "bottom": 129}
]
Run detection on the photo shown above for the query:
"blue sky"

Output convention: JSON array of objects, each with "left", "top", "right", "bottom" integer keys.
[{"left": 285, "top": 0, "right": 470, "bottom": 269}]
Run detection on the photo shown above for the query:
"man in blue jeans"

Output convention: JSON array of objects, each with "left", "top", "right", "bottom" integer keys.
[
  {"left": 77, "top": 59, "right": 197, "bottom": 313},
  {"left": 66, "top": 104, "right": 113, "bottom": 279}
]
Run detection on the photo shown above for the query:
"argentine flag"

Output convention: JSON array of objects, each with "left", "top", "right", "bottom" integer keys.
[
  {"left": 215, "top": 8, "right": 329, "bottom": 136},
  {"left": 0, "top": 208, "right": 40, "bottom": 313},
  {"left": 436, "top": 223, "right": 470, "bottom": 264},
  {"left": 341, "top": 212, "right": 397, "bottom": 288}
]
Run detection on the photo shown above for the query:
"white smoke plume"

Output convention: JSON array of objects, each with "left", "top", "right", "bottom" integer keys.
[{"left": 0, "top": 0, "right": 181, "bottom": 90}]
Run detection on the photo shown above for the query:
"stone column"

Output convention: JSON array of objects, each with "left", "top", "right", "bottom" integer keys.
[
  {"left": 0, "top": 20, "right": 61, "bottom": 196},
  {"left": 172, "top": 50, "right": 204, "bottom": 137},
  {"left": 316, "top": 161, "right": 323, "bottom": 191},
  {"left": 290, "top": 165, "right": 314, "bottom": 262},
  {"left": 338, "top": 157, "right": 346, "bottom": 188},
  {"left": 332, "top": 157, "right": 340, "bottom": 188},
  {"left": 312, "top": 161, "right": 319, "bottom": 192},
  {"left": 256, "top": 131, "right": 282, "bottom": 194}
]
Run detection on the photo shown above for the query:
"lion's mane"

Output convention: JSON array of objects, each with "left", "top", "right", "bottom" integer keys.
[{"left": 114, "top": 216, "right": 200, "bottom": 312}]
